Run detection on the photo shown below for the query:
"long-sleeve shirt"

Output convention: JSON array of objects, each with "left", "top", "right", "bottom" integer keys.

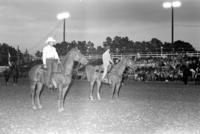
[
  {"left": 102, "top": 49, "right": 113, "bottom": 65},
  {"left": 42, "top": 45, "right": 59, "bottom": 65}
]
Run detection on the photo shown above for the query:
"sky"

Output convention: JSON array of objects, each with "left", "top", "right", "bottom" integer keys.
[{"left": 0, "top": 0, "right": 200, "bottom": 54}]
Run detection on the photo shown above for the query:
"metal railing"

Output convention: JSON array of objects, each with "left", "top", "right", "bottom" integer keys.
[
  {"left": 85, "top": 51, "right": 200, "bottom": 60},
  {"left": 34, "top": 51, "right": 200, "bottom": 60}
]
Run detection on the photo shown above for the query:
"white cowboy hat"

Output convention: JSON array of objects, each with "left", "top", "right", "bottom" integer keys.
[{"left": 45, "top": 37, "right": 56, "bottom": 44}]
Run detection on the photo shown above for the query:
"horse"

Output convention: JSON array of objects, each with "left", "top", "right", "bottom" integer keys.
[
  {"left": 194, "top": 67, "right": 200, "bottom": 85},
  {"left": 11, "top": 62, "right": 20, "bottom": 85},
  {"left": 3, "top": 67, "right": 11, "bottom": 85},
  {"left": 85, "top": 56, "right": 135, "bottom": 100},
  {"left": 3, "top": 63, "right": 20, "bottom": 85},
  {"left": 29, "top": 48, "right": 88, "bottom": 112}
]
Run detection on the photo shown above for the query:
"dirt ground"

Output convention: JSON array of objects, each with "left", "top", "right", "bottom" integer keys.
[{"left": 0, "top": 78, "right": 200, "bottom": 134}]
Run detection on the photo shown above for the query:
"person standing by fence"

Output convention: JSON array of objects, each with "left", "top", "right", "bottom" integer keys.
[{"left": 181, "top": 61, "right": 190, "bottom": 85}]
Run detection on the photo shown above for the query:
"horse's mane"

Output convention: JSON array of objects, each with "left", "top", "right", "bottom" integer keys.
[
  {"left": 111, "top": 57, "right": 127, "bottom": 74},
  {"left": 62, "top": 48, "right": 77, "bottom": 63}
]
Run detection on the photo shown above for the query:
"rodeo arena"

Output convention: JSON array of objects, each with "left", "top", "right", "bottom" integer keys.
[{"left": 1, "top": 8, "right": 200, "bottom": 134}]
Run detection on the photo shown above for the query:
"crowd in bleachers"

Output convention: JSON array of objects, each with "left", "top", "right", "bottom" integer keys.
[
  {"left": 73, "top": 54, "right": 200, "bottom": 84},
  {"left": 123, "top": 55, "right": 200, "bottom": 84}
]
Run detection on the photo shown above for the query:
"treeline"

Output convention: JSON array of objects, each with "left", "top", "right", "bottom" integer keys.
[
  {"left": 35, "top": 36, "right": 196, "bottom": 57},
  {"left": 0, "top": 36, "right": 197, "bottom": 65}
]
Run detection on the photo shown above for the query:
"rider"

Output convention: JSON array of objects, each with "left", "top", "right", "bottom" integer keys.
[
  {"left": 42, "top": 37, "right": 60, "bottom": 88},
  {"left": 102, "top": 46, "right": 114, "bottom": 80}
]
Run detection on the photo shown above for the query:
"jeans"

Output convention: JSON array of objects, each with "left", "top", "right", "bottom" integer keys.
[{"left": 45, "top": 59, "right": 58, "bottom": 86}]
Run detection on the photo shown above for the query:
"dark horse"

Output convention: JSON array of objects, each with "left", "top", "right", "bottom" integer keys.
[
  {"left": 3, "top": 62, "right": 20, "bottom": 85},
  {"left": 85, "top": 56, "right": 135, "bottom": 100},
  {"left": 29, "top": 48, "right": 88, "bottom": 112},
  {"left": 11, "top": 62, "right": 20, "bottom": 85},
  {"left": 3, "top": 67, "right": 11, "bottom": 85}
]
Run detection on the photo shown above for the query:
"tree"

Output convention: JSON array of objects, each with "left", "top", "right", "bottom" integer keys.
[
  {"left": 96, "top": 46, "right": 104, "bottom": 54},
  {"left": 112, "top": 36, "right": 122, "bottom": 52},
  {"left": 86, "top": 41, "right": 96, "bottom": 54},
  {"left": 35, "top": 50, "right": 42, "bottom": 58},
  {"left": 174, "top": 40, "right": 195, "bottom": 52},
  {"left": 150, "top": 38, "right": 163, "bottom": 52},
  {"left": 103, "top": 36, "right": 112, "bottom": 48},
  {"left": 54, "top": 42, "right": 69, "bottom": 56},
  {"left": 23, "top": 48, "right": 31, "bottom": 63},
  {"left": 77, "top": 41, "right": 87, "bottom": 54}
]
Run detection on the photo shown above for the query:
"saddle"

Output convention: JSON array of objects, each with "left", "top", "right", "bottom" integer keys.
[
  {"left": 41, "top": 62, "right": 62, "bottom": 73},
  {"left": 95, "top": 64, "right": 113, "bottom": 73},
  {"left": 94, "top": 65, "right": 104, "bottom": 73}
]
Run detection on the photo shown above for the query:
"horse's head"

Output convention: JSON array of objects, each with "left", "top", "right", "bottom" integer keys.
[
  {"left": 122, "top": 56, "right": 135, "bottom": 69},
  {"left": 70, "top": 47, "right": 88, "bottom": 65}
]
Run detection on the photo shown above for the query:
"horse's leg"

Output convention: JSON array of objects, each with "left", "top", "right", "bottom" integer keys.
[
  {"left": 15, "top": 76, "right": 16, "bottom": 84},
  {"left": 111, "top": 82, "right": 116, "bottom": 99},
  {"left": 5, "top": 75, "right": 9, "bottom": 85},
  {"left": 59, "top": 84, "right": 70, "bottom": 112},
  {"left": 16, "top": 73, "right": 19, "bottom": 84},
  {"left": 97, "top": 80, "right": 102, "bottom": 100},
  {"left": 89, "top": 80, "right": 95, "bottom": 100},
  {"left": 36, "top": 82, "right": 43, "bottom": 109},
  {"left": 13, "top": 76, "right": 16, "bottom": 85},
  {"left": 58, "top": 84, "right": 63, "bottom": 112},
  {"left": 30, "top": 81, "right": 37, "bottom": 110},
  {"left": 116, "top": 83, "right": 121, "bottom": 98},
  {"left": 13, "top": 76, "right": 14, "bottom": 84}
]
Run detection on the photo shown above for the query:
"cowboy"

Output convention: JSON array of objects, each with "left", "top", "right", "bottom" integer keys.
[
  {"left": 42, "top": 37, "right": 60, "bottom": 88},
  {"left": 102, "top": 46, "right": 114, "bottom": 80}
]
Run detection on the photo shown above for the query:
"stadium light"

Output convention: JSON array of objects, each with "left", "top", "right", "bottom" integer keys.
[
  {"left": 57, "top": 12, "right": 71, "bottom": 42},
  {"left": 163, "top": 1, "right": 181, "bottom": 51}
]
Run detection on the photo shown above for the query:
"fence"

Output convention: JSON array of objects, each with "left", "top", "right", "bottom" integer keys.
[
  {"left": 84, "top": 51, "right": 200, "bottom": 60},
  {"left": 33, "top": 51, "right": 200, "bottom": 61}
]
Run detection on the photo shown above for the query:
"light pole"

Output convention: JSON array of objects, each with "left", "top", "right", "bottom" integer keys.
[
  {"left": 57, "top": 12, "right": 70, "bottom": 42},
  {"left": 163, "top": 1, "right": 181, "bottom": 52}
]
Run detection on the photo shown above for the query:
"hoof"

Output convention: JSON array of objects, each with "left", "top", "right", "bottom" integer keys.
[
  {"left": 111, "top": 96, "right": 115, "bottom": 100},
  {"left": 58, "top": 108, "right": 64, "bottom": 112},
  {"left": 97, "top": 94, "right": 101, "bottom": 100},
  {"left": 89, "top": 96, "right": 94, "bottom": 101},
  {"left": 38, "top": 105, "right": 43, "bottom": 109},
  {"left": 110, "top": 100, "right": 115, "bottom": 103},
  {"left": 32, "top": 106, "right": 37, "bottom": 110}
]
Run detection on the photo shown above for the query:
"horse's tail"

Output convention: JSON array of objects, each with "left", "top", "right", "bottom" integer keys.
[
  {"left": 28, "top": 65, "right": 44, "bottom": 82},
  {"left": 86, "top": 65, "right": 103, "bottom": 81},
  {"left": 85, "top": 65, "right": 93, "bottom": 81},
  {"left": 85, "top": 65, "right": 97, "bottom": 81}
]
